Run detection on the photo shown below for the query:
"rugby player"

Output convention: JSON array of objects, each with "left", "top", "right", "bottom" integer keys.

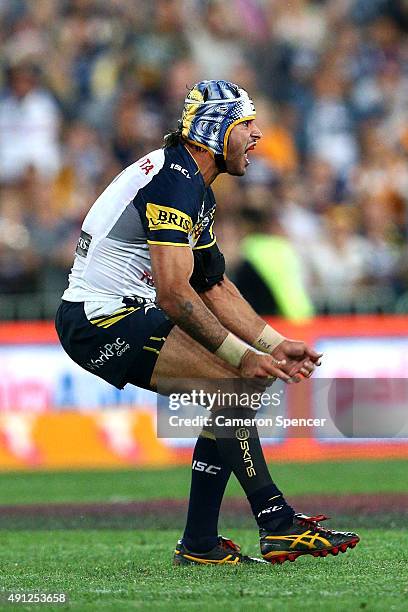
[{"left": 56, "top": 80, "right": 359, "bottom": 565}]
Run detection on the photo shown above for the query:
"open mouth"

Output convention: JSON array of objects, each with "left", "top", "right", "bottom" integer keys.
[{"left": 244, "top": 143, "right": 256, "bottom": 165}]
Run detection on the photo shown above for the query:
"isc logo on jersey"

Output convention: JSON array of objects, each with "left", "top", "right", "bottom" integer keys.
[
  {"left": 146, "top": 203, "right": 193, "bottom": 233},
  {"left": 170, "top": 163, "right": 191, "bottom": 179}
]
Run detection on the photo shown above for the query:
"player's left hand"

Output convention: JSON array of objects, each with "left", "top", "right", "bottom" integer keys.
[{"left": 271, "top": 339, "right": 322, "bottom": 382}]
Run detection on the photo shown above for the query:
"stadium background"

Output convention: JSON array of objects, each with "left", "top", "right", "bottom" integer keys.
[
  {"left": 1, "top": 0, "right": 408, "bottom": 466},
  {"left": 0, "top": 2, "right": 407, "bottom": 609}
]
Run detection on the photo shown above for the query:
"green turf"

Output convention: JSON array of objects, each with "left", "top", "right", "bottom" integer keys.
[
  {"left": 0, "top": 529, "right": 406, "bottom": 611},
  {"left": 0, "top": 460, "right": 407, "bottom": 505}
]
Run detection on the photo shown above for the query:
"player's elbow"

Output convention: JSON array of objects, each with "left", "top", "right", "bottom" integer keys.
[
  {"left": 156, "top": 285, "right": 190, "bottom": 317},
  {"left": 156, "top": 290, "right": 172, "bottom": 314},
  {"left": 200, "top": 277, "right": 230, "bottom": 307},
  {"left": 202, "top": 277, "right": 227, "bottom": 296}
]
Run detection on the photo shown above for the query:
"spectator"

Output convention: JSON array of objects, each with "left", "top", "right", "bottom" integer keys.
[
  {"left": 304, "top": 67, "right": 358, "bottom": 176},
  {"left": 302, "top": 206, "right": 373, "bottom": 313},
  {"left": 0, "top": 62, "right": 61, "bottom": 183},
  {"left": 0, "top": 0, "right": 407, "bottom": 317},
  {"left": 235, "top": 209, "right": 314, "bottom": 320}
]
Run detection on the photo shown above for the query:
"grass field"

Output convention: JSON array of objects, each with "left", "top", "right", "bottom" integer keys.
[
  {"left": 0, "top": 529, "right": 407, "bottom": 611},
  {"left": 0, "top": 460, "right": 407, "bottom": 610},
  {"left": 1, "top": 459, "right": 408, "bottom": 504}
]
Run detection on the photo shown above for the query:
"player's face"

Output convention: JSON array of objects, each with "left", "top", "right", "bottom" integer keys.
[{"left": 225, "top": 120, "right": 262, "bottom": 176}]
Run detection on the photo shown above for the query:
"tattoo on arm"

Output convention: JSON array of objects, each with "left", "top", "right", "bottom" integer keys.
[
  {"left": 171, "top": 297, "right": 227, "bottom": 353},
  {"left": 179, "top": 300, "right": 194, "bottom": 323}
]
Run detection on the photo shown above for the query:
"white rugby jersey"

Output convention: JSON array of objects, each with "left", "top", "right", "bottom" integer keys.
[{"left": 62, "top": 143, "right": 217, "bottom": 318}]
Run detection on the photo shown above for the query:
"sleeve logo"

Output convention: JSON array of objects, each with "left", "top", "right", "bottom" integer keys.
[
  {"left": 75, "top": 230, "right": 92, "bottom": 257},
  {"left": 139, "top": 157, "right": 154, "bottom": 175},
  {"left": 146, "top": 203, "right": 193, "bottom": 233},
  {"left": 191, "top": 204, "right": 216, "bottom": 243}
]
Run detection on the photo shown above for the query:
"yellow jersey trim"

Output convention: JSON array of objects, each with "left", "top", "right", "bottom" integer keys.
[
  {"left": 147, "top": 240, "right": 190, "bottom": 247},
  {"left": 193, "top": 236, "right": 217, "bottom": 250},
  {"left": 90, "top": 307, "right": 140, "bottom": 327}
]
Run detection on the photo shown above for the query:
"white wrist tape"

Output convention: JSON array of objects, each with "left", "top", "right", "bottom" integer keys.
[
  {"left": 215, "top": 333, "right": 249, "bottom": 368},
  {"left": 253, "top": 324, "right": 285, "bottom": 354}
]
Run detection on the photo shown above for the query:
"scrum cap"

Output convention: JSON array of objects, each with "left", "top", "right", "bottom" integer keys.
[{"left": 181, "top": 80, "right": 256, "bottom": 166}]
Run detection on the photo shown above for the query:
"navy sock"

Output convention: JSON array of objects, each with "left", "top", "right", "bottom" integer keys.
[
  {"left": 213, "top": 407, "right": 294, "bottom": 530},
  {"left": 183, "top": 434, "right": 231, "bottom": 553},
  {"left": 247, "top": 484, "right": 294, "bottom": 530}
]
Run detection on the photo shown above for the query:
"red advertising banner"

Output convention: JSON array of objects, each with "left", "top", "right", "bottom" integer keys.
[{"left": 0, "top": 316, "right": 407, "bottom": 469}]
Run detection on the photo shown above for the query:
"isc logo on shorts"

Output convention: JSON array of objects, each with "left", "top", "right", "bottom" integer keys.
[{"left": 146, "top": 203, "right": 192, "bottom": 233}]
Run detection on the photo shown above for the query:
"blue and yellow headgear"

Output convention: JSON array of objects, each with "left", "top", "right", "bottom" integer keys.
[{"left": 180, "top": 80, "right": 256, "bottom": 168}]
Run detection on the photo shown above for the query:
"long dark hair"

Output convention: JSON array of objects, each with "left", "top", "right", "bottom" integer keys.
[
  {"left": 163, "top": 130, "right": 182, "bottom": 148},
  {"left": 163, "top": 120, "right": 184, "bottom": 148}
]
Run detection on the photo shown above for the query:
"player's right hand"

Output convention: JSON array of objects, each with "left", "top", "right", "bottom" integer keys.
[{"left": 239, "top": 350, "right": 296, "bottom": 383}]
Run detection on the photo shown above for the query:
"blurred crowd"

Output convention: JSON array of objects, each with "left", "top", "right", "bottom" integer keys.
[{"left": 1, "top": 0, "right": 408, "bottom": 319}]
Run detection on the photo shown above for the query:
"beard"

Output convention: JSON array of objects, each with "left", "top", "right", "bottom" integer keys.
[{"left": 225, "top": 157, "right": 246, "bottom": 176}]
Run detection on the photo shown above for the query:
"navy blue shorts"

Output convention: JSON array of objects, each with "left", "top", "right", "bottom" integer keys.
[{"left": 55, "top": 299, "right": 174, "bottom": 390}]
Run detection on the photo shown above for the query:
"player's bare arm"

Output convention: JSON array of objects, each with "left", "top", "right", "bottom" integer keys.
[
  {"left": 149, "top": 243, "right": 293, "bottom": 382},
  {"left": 150, "top": 243, "right": 226, "bottom": 352},
  {"left": 201, "top": 275, "right": 322, "bottom": 377}
]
